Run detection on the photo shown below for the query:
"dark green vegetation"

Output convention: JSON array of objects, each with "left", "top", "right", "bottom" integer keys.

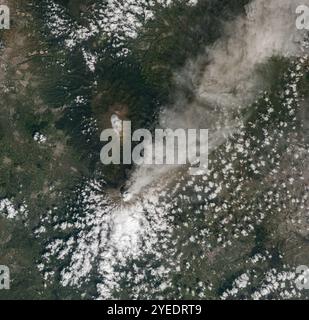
[
  {"left": 0, "top": 0, "right": 251, "bottom": 300},
  {"left": 1, "top": 0, "right": 308, "bottom": 299}
]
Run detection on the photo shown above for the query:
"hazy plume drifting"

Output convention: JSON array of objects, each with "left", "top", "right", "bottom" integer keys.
[{"left": 125, "top": 0, "right": 308, "bottom": 200}]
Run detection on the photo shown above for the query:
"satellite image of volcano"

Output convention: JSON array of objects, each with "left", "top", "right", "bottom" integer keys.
[{"left": 0, "top": 0, "right": 309, "bottom": 300}]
